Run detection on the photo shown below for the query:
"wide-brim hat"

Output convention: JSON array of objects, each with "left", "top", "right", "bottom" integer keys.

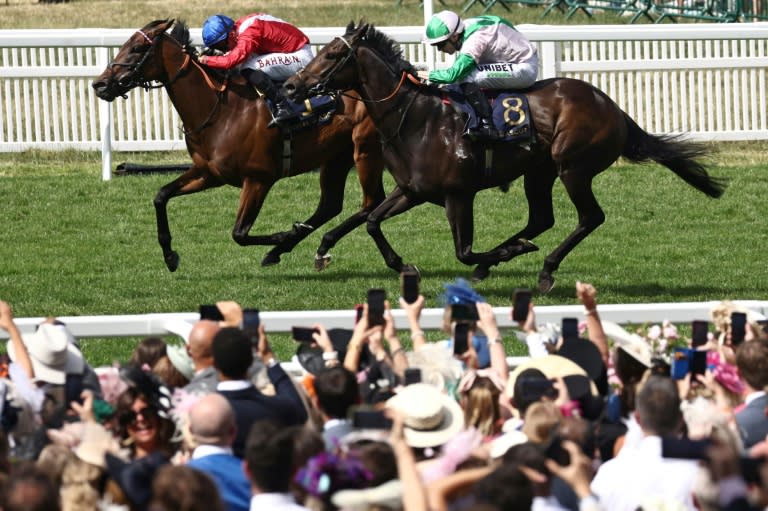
[
  {"left": 166, "top": 344, "right": 195, "bottom": 381},
  {"left": 601, "top": 321, "right": 653, "bottom": 369},
  {"left": 506, "top": 354, "right": 597, "bottom": 402},
  {"left": 331, "top": 479, "right": 403, "bottom": 510},
  {"left": 557, "top": 337, "right": 608, "bottom": 395},
  {"left": 106, "top": 451, "right": 169, "bottom": 510},
  {"left": 74, "top": 422, "right": 126, "bottom": 469},
  {"left": 8, "top": 323, "right": 84, "bottom": 385},
  {"left": 386, "top": 382, "right": 464, "bottom": 448}
]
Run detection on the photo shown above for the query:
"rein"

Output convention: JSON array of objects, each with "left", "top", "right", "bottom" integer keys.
[{"left": 107, "top": 27, "right": 229, "bottom": 134}]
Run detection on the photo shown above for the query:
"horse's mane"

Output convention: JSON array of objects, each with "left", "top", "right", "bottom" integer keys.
[
  {"left": 169, "top": 19, "right": 191, "bottom": 47},
  {"left": 346, "top": 21, "right": 415, "bottom": 75}
]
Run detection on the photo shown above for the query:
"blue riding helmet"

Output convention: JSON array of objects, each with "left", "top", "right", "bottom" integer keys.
[{"left": 202, "top": 14, "right": 234, "bottom": 47}]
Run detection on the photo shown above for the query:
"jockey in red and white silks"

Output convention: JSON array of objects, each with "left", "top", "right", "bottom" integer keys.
[{"left": 202, "top": 14, "right": 313, "bottom": 81}]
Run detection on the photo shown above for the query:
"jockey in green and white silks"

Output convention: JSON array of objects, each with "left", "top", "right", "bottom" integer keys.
[{"left": 424, "top": 12, "right": 538, "bottom": 89}]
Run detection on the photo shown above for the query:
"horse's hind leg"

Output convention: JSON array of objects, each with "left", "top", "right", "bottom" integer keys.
[
  {"left": 154, "top": 168, "right": 223, "bottom": 272},
  {"left": 538, "top": 168, "right": 605, "bottom": 293},
  {"left": 472, "top": 169, "right": 558, "bottom": 281},
  {"left": 367, "top": 187, "right": 423, "bottom": 274}
]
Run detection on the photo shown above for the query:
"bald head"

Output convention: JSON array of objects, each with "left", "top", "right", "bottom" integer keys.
[
  {"left": 189, "top": 393, "right": 236, "bottom": 447},
  {"left": 187, "top": 320, "right": 220, "bottom": 369}
]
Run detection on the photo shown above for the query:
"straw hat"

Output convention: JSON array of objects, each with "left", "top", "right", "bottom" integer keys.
[
  {"left": 8, "top": 323, "right": 84, "bottom": 385},
  {"left": 386, "top": 383, "right": 464, "bottom": 448},
  {"left": 601, "top": 321, "right": 652, "bottom": 368}
]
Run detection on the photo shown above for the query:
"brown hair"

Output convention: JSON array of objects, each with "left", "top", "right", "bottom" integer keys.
[
  {"left": 152, "top": 355, "right": 189, "bottom": 389},
  {"left": 735, "top": 339, "right": 768, "bottom": 390},
  {"left": 150, "top": 465, "right": 225, "bottom": 511},
  {"left": 130, "top": 337, "right": 167, "bottom": 368}
]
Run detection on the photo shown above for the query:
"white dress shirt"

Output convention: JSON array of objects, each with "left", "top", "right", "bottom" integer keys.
[
  {"left": 591, "top": 435, "right": 700, "bottom": 511},
  {"left": 249, "top": 492, "right": 310, "bottom": 511}
]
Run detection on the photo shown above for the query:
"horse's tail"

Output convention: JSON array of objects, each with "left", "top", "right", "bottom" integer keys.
[{"left": 621, "top": 113, "right": 727, "bottom": 198}]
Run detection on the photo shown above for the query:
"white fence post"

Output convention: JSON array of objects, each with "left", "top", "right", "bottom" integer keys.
[{"left": 96, "top": 46, "right": 112, "bottom": 181}]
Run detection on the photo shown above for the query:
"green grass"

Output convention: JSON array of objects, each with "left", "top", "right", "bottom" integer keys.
[{"left": 1, "top": 142, "right": 766, "bottom": 365}]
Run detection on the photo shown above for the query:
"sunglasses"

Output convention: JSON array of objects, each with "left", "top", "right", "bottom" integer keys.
[{"left": 119, "top": 405, "right": 159, "bottom": 427}]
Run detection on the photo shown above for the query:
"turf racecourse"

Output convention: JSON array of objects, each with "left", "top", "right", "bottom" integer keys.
[{"left": 1, "top": 142, "right": 766, "bottom": 365}]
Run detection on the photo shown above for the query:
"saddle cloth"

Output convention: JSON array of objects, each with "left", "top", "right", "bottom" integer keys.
[{"left": 443, "top": 87, "right": 535, "bottom": 145}]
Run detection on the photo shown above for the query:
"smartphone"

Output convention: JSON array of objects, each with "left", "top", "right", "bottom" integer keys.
[
  {"left": 354, "top": 304, "right": 364, "bottom": 324},
  {"left": 292, "top": 326, "right": 318, "bottom": 343},
  {"left": 661, "top": 437, "right": 710, "bottom": 460},
  {"left": 561, "top": 317, "right": 579, "bottom": 341},
  {"left": 401, "top": 270, "right": 420, "bottom": 305},
  {"left": 453, "top": 322, "right": 470, "bottom": 355},
  {"left": 691, "top": 320, "right": 709, "bottom": 348},
  {"left": 404, "top": 368, "right": 422, "bottom": 385},
  {"left": 545, "top": 436, "right": 571, "bottom": 466},
  {"left": 199, "top": 304, "right": 224, "bottom": 321},
  {"left": 670, "top": 348, "right": 691, "bottom": 380},
  {"left": 690, "top": 349, "right": 708, "bottom": 377},
  {"left": 731, "top": 312, "right": 747, "bottom": 346},
  {"left": 451, "top": 303, "right": 479, "bottom": 322},
  {"left": 367, "top": 289, "right": 386, "bottom": 327},
  {"left": 242, "top": 309, "right": 260, "bottom": 345},
  {"left": 352, "top": 409, "right": 393, "bottom": 430},
  {"left": 512, "top": 289, "right": 532, "bottom": 322}
]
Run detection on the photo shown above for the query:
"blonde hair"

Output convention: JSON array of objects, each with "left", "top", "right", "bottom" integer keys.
[
  {"left": 521, "top": 401, "right": 562, "bottom": 445},
  {"left": 37, "top": 444, "right": 74, "bottom": 486},
  {"left": 60, "top": 457, "right": 104, "bottom": 511},
  {"left": 461, "top": 376, "right": 501, "bottom": 437}
]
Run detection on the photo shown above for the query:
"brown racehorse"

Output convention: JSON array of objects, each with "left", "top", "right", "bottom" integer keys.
[
  {"left": 284, "top": 21, "right": 726, "bottom": 293},
  {"left": 92, "top": 19, "right": 385, "bottom": 272}
]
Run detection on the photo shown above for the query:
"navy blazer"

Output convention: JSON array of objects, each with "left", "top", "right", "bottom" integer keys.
[
  {"left": 218, "top": 364, "right": 308, "bottom": 458},
  {"left": 735, "top": 394, "right": 768, "bottom": 449}
]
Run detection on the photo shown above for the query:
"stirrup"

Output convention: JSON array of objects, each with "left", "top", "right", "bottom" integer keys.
[{"left": 267, "top": 107, "right": 293, "bottom": 128}]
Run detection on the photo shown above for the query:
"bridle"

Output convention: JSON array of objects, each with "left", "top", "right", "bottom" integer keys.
[
  {"left": 106, "top": 26, "right": 228, "bottom": 134},
  {"left": 298, "top": 33, "right": 422, "bottom": 145},
  {"left": 299, "top": 35, "right": 414, "bottom": 104}
]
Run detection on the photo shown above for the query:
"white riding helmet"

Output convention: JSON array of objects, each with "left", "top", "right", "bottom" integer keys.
[{"left": 424, "top": 10, "right": 465, "bottom": 45}]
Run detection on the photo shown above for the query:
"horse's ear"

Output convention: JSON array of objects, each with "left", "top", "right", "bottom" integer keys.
[
  {"left": 364, "top": 24, "right": 376, "bottom": 40},
  {"left": 345, "top": 20, "right": 355, "bottom": 35}
]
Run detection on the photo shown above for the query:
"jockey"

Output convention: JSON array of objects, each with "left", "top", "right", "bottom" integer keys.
[
  {"left": 199, "top": 13, "right": 314, "bottom": 127},
  {"left": 420, "top": 11, "right": 539, "bottom": 140}
]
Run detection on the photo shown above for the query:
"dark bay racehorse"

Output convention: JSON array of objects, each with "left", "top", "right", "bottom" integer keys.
[
  {"left": 92, "top": 19, "right": 385, "bottom": 272},
  {"left": 284, "top": 21, "right": 726, "bottom": 292}
]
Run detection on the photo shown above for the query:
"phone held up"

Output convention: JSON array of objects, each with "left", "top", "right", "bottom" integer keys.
[
  {"left": 401, "top": 270, "right": 420, "bottom": 305},
  {"left": 451, "top": 303, "right": 479, "bottom": 323},
  {"left": 691, "top": 320, "right": 709, "bottom": 348},
  {"left": 291, "top": 326, "right": 318, "bottom": 343},
  {"left": 367, "top": 288, "right": 386, "bottom": 327},
  {"left": 453, "top": 322, "right": 470, "bottom": 355},
  {"left": 404, "top": 368, "right": 422, "bottom": 385},
  {"left": 352, "top": 409, "right": 393, "bottom": 430},
  {"left": 730, "top": 312, "right": 747, "bottom": 346},
  {"left": 199, "top": 304, "right": 224, "bottom": 322},
  {"left": 561, "top": 317, "right": 579, "bottom": 341},
  {"left": 512, "top": 288, "right": 532, "bottom": 322},
  {"left": 242, "top": 308, "right": 260, "bottom": 345}
]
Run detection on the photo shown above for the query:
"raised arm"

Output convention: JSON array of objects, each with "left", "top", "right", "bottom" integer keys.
[
  {"left": 476, "top": 302, "right": 508, "bottom": 384},
  {"left": 576, "top": 282, "right": 609, "bottom": 365},
  {"left": 0, "top": 300, "right": 34, "bottom": 380}
]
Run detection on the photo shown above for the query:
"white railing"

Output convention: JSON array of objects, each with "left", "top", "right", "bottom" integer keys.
[
  {"left": 1, "top": 24, "right": 768, "bottom": 180},
  {"left": 3, "top": 300, "right": 767, "bottom": 340}
]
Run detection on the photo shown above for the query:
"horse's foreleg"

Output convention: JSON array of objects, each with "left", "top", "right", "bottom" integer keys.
[
  {"left": 154, "top": 169, "right": 223, "bottom": 272},
  {"left": 314, "top": 157, "right": 386, "bottom": 271},
  {"left": 447, "top": 194, "right": 538, "bottom": 272},
  {"left": 538, "top": 169, "right": 605, "bottom": 293},
  {"left": 231, "top": 178, "right": 280, "bottom": 246},
  {"left": 472, "top": 170, "right": 557, "bottom": 281},
  {"left": 367, "top": 187, "right": 422, "bottom": 274},
  {"left": 262, "top": 154, "right": 356, "bottom": 268}
]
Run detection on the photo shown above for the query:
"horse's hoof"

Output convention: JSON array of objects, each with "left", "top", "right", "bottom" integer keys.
[
  {"left": 517, "top": 238, "right": 539, "bottom": 254},
  {"left": 538, "top": 273, "right": 555, "bottom": 294},
  {"left": 314, "top": 253, "right": 332, "bottom": 271},
  {"left": 402, "top": 264, "right": 420, "bottom": 277},
  {"left": 164, "top": 252, "right": 180, "bottom": 272},
  {"left": 472, "top": 265, "right": 491, "bottom": 282},
  {"left": 261, "top": 252, "right": 282, "bottom": 267}
]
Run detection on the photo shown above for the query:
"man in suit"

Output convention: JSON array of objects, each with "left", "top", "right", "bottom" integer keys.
[
  {"left": 312, "top": 366, "right": 360, "bottom": 451},
  {"left": 213, "top": 327, "right": 307, "bottom": 458},
  {"left": 183, "top": 320, "right": 221, "bottom": 395},
  {"left": 735, "top": 339, "right": 768, "bottom": 449},
  {"left": 186, "top": 393, "right": 250, "bottom": 511}
]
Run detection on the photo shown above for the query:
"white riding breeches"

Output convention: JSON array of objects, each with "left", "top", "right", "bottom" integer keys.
[{"left": 239, "top": 44, "right": 314, "bottom": 81}]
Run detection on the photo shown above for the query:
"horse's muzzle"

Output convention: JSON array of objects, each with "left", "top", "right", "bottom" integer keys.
[{"left": 92, "top": 79, "right": 117, "bottom": 102}]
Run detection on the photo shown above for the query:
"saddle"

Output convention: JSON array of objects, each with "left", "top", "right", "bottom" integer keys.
[
  {"left": 261, "top": 80, "right": 339, "bottom": 133},
  {"left": 443, "top": 87, "right": 535, "bottom": 145}
]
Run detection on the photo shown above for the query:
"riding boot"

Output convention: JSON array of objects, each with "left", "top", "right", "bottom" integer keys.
[
  {"left": 242, "top": 68, "right": 295, "bottom": 128},
  {"left": 460, "top": 82, "right": 499, "bottom": 141}
]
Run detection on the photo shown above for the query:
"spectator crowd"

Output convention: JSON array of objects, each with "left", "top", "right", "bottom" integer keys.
[{"left": 0, "top": 277, "right": 767, "bottom": 511}]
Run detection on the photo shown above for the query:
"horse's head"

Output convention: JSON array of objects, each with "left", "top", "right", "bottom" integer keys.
[
  {"left": 92, "top": 19, "right": 185, "bottom": 101},
  {"left": 284, "top": 21, "right": 372, "bottom": 101}
]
